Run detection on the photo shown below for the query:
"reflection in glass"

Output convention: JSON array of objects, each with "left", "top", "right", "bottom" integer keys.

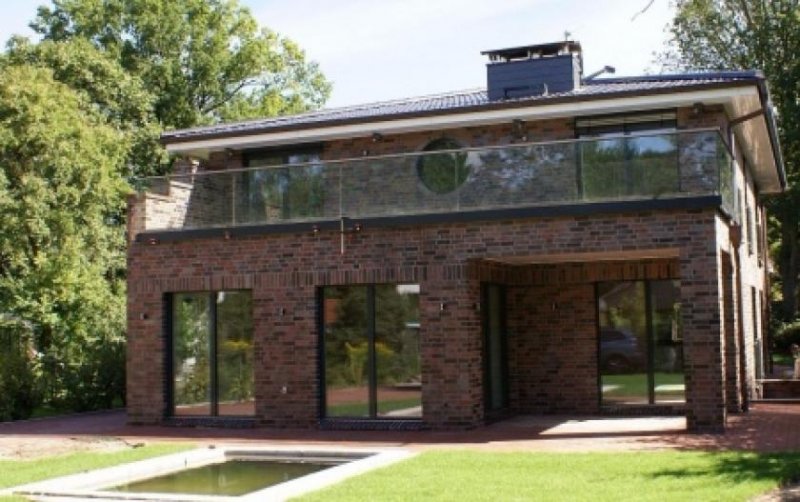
[
  {"left": 216, "top": 291, "right": 255, "bottom": 416},
  {"left": 598, "top": 282, "right": 648, "bottom": 405},
  {"left": 237, "top": 153, "right": 325, "bottom": 224},
  {"left": 651, "top": 281, "right": 684, "bottom": 403},
  {"left": 579, "top": 132, "right": 678, "bottom": 200},
  {"left": 171, "top": 291, "right": 254, "bottom": 417},
  {"left": 173, "top": 293, "right": 212, "bottom": 416},
  {"left": 324, "top": 286, "right": 370, "bottom": 417},
  {"left": 323, "top": 284, "right": 422, "bottom": 419},
  {"left": 376, "top": 285, "right": 421, "bottom": 418},
  {"left": 598, "top": 280, "right": 684, "bottom": 406}
]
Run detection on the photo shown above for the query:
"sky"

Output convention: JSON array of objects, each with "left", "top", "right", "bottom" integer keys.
[{"left": 0, "top": 0, "right": 675, "bottom": 108}]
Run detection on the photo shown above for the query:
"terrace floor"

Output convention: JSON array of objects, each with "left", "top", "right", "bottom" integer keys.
[{"left": 1, "top": 403, "right": 799, "bottom": 458}]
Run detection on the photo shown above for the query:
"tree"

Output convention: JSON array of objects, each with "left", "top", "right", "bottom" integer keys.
[
  {"left": 3, "top": 37, "right": 163, "bottom": 178},
  {"left": 662, "top": 0, "right": 800, "bottom": 319},
  {"left": 0, "top": 64, "right": 129, "bottom": 409},
  {"left": 31, "top": 0, "right": 332, "bottom": 129}
]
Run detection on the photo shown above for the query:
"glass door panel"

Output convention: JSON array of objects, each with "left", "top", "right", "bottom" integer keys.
[
  {"left": 598, "top": 282, "right": 648, "bottom": 405},
  {"left": 651, "top": 280, "right": 684, "bottom": 403},
  {"left": 376, "top": 284, "right": 422, "bottom": 418},
  {"left": 324, "top": 286, "right": 370, "bottom": 417},
  {"left": 172, "top": 293, "right": 212, "bottom": 416},
  {"left": 216, "top": 291, "right": 255, "bottom": 416},
  {"left": 484, "top": 284, "right": 508, "bottom": 412}
]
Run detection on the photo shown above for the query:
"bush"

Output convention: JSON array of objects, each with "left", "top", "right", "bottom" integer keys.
[
  {"left": 58, "top": 339, "right": 126, "bottom": 412},
  {"left": 772, "top": 319, "right": 800, "bottom": 355},
  {"left": 0, "top": 329, "right": 39, "bottom": 421}
]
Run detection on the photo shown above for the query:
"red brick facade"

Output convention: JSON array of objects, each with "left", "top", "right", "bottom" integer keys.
[{"left": 127, "top": 107, "right": 770, "bottom": 433}]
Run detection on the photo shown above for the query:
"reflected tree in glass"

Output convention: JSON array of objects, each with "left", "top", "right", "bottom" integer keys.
[
  {"left": 173, "top": 293, "right": 212, "bottom": 415},
  {"left": 216, "top": 291, "right": 255, "bottom": 416}
]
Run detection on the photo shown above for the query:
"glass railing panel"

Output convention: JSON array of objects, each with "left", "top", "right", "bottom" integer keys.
[
  {"left": 133, "top": 129, "right": 730, "bottom": 234},
  {"left": 341, "top": 155, "right": 460, "bottom": 217},
  {"left": 458, "top": 141, "right": 579, "bottom": 210},
  {"left": 232, "top": 163, "right": 338, "bottom": 225}
]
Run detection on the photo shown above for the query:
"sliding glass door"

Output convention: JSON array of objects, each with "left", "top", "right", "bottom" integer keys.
[
  {"left": 598, "top": 280, "right": 683, "bottom": 405},
  {"left": 171, "top": 291, "right": 254, "bottom": 417},
  {"left": 322, "top": 284, "right": 421, "bottom": 419}
]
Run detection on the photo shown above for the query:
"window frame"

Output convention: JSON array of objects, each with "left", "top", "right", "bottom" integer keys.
[
  {"left": 165, "top": 290, "right": 255, "bottom": 418},
  {"left": 318, "top": 283, "right": 422, "bottom": 421}
]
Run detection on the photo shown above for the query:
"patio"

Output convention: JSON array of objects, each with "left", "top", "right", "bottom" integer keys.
[{"left": 1, "top": 403, "right": 799, "bottom": 457}]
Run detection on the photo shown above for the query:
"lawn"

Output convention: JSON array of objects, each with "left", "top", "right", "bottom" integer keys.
[
  {"left": 0, "top": 443, "right": 193, "bottom": 502},
  {"left": 297, "top": 450, "right": 800, "bottom": 502}
]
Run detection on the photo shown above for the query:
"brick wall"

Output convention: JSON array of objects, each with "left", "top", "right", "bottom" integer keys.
[{"left": 128, "top": 207, "right": 727, "bottom": 431}]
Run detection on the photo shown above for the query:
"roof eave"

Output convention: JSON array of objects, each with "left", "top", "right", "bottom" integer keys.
[{"left": 161, "top": 80, "right": 757, "bottom": 148}]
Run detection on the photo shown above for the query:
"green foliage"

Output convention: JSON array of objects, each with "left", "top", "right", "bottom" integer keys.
[
  {"left": 0, "top": 325, "right": 38, "bottom": 421},
  {"left": 31, "top": 0, "right": 332, "bottom": 129},
  {"left": 663, "top": 0, "right": 800, "bottom": 319},
  {"left": 772, "top": 319, "right": 800, "bottom": 355},
  {"left": 0, "top": 64, "right": 129, "bottom": 416}
]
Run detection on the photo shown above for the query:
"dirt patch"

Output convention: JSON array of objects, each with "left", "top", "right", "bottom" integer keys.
[{"left": 0, "top": 436, "right": 143, "bottom": 460}]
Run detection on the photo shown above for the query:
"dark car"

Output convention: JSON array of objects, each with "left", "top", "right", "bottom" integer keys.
[{"left": 600, "top": 328, "right": 645, "bottom": 373}]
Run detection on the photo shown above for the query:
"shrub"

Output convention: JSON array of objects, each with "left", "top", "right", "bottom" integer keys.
[
  {"left": 773, "top": 319, "right": 800, "bottom": 355},
  {"left": 0, "top": 328, "right": 39, "bottom": 421}
]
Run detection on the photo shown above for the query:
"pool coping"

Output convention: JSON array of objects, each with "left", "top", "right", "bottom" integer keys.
[{"left": 6, "top": 444, "right": 415, "bottom": 502}]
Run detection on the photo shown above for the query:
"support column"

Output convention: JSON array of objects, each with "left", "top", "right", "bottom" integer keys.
[
  {"left": 681, "top": 246, "right": 726, "bottom": 432},
  {"left": 420, "top": 275, "right": 483, "bottom": 429}
]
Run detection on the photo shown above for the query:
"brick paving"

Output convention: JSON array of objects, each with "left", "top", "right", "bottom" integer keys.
[{"left": 1, "top": 403, "right": 799, "bottom": 455}]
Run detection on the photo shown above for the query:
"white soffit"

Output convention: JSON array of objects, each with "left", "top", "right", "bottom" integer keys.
[
  {"left": 166, "top": 86, "right": 759, "bottom": 157},
  {"left": 725, "top": 94, "right": 782, "bottom": 194}
]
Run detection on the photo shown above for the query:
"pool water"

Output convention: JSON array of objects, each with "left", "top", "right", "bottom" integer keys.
[{"left": 111, "top": 459, "right": 337, "bottom": 496}]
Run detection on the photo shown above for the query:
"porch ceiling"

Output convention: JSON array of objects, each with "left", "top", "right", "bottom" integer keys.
[{"left": 484, "top": 248, "right": 680, "bottom": 265}]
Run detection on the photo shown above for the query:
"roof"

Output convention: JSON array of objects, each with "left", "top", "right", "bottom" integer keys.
[{"left": 161, "top": 71, "right": 763, "bottom": 144}]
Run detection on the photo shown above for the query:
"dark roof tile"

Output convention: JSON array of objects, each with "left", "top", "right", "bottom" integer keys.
[{"left": 162, "top": 72, "right": 760, "bottom": 142}]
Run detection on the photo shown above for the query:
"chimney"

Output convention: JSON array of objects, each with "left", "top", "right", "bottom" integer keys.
[{"left": 482, "top": 41, "right": 583, "bottom": 101}]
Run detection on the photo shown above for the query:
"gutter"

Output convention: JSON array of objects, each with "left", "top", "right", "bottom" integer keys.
[{"left": 754, "top": 73, "right": 788, "bottom": 190}]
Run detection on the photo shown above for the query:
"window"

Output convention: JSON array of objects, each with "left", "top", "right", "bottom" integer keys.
[
  {"left": 576, "top": 111, "right": 678, "bottom": 200},
  {"left": 170, "top": 291, "right": 254, "bottom": 417},
  {"left": 237, "top": 147, "right": 324, "bottom": 224},
  {"left": 321, "top": 284, "right": 421, "bottom": 419},
  {"left": 598, "top": 280, "right": 684, "bottom": 405},
  {"left": 746, "top": 201, "right": 754, "bottom": 255},
  {"left": 416, "top": 138, "right": 470, "bottom": 194},
  {"left": 756, "top": 206, "right": 763, "bottom": 262},
  {"left": 483, "top": 284, "right": 508, "bottom": 413}
]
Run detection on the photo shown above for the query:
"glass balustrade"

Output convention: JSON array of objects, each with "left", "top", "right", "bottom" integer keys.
[{"left": 134, "top": 128, "right": 734, "bottom": 234}]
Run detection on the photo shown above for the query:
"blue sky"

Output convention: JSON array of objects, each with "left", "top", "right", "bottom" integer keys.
[{"left": 0, "top": 0, "right": 674, "bottom": 107}]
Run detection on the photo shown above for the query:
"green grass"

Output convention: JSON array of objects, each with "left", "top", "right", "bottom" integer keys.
[
  {"left": 327, "top": 397, "right": 421, "bottom": 417},
  {"left": 0, "top": 443, "right": 193, "bottom": 501},
  {"left": 602, "top": 372, "right": 685, "bottom": 401},
  {"left": 296, "top": 450, "right": 800, "bottom": 502}
]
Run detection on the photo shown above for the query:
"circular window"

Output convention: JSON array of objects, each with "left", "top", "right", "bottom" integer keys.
[{"left": 416, "top": 138, "right": 470, "bottom": 194}]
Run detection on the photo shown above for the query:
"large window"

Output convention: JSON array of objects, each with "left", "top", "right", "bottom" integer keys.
[
  {"left": 322, "top": 284, "right": 421, "bottom": 419},
  {"left": 598, "top": 280, "right": 684, "bottom": 405},
  {"left": 577, "top": 111, "right": 678, "bottom": 200},
  {"left": 170, "top": 291, "right": 254, "bottom": 417}
]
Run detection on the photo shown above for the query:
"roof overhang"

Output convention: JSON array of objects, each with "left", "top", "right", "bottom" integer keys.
[{"left": 165, "top": 81, "right": 785, "bottom": 194}]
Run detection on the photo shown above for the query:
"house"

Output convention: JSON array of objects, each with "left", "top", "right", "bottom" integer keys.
[{"left": 126, "top": 41, "right": 785, "bottom": 432}]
